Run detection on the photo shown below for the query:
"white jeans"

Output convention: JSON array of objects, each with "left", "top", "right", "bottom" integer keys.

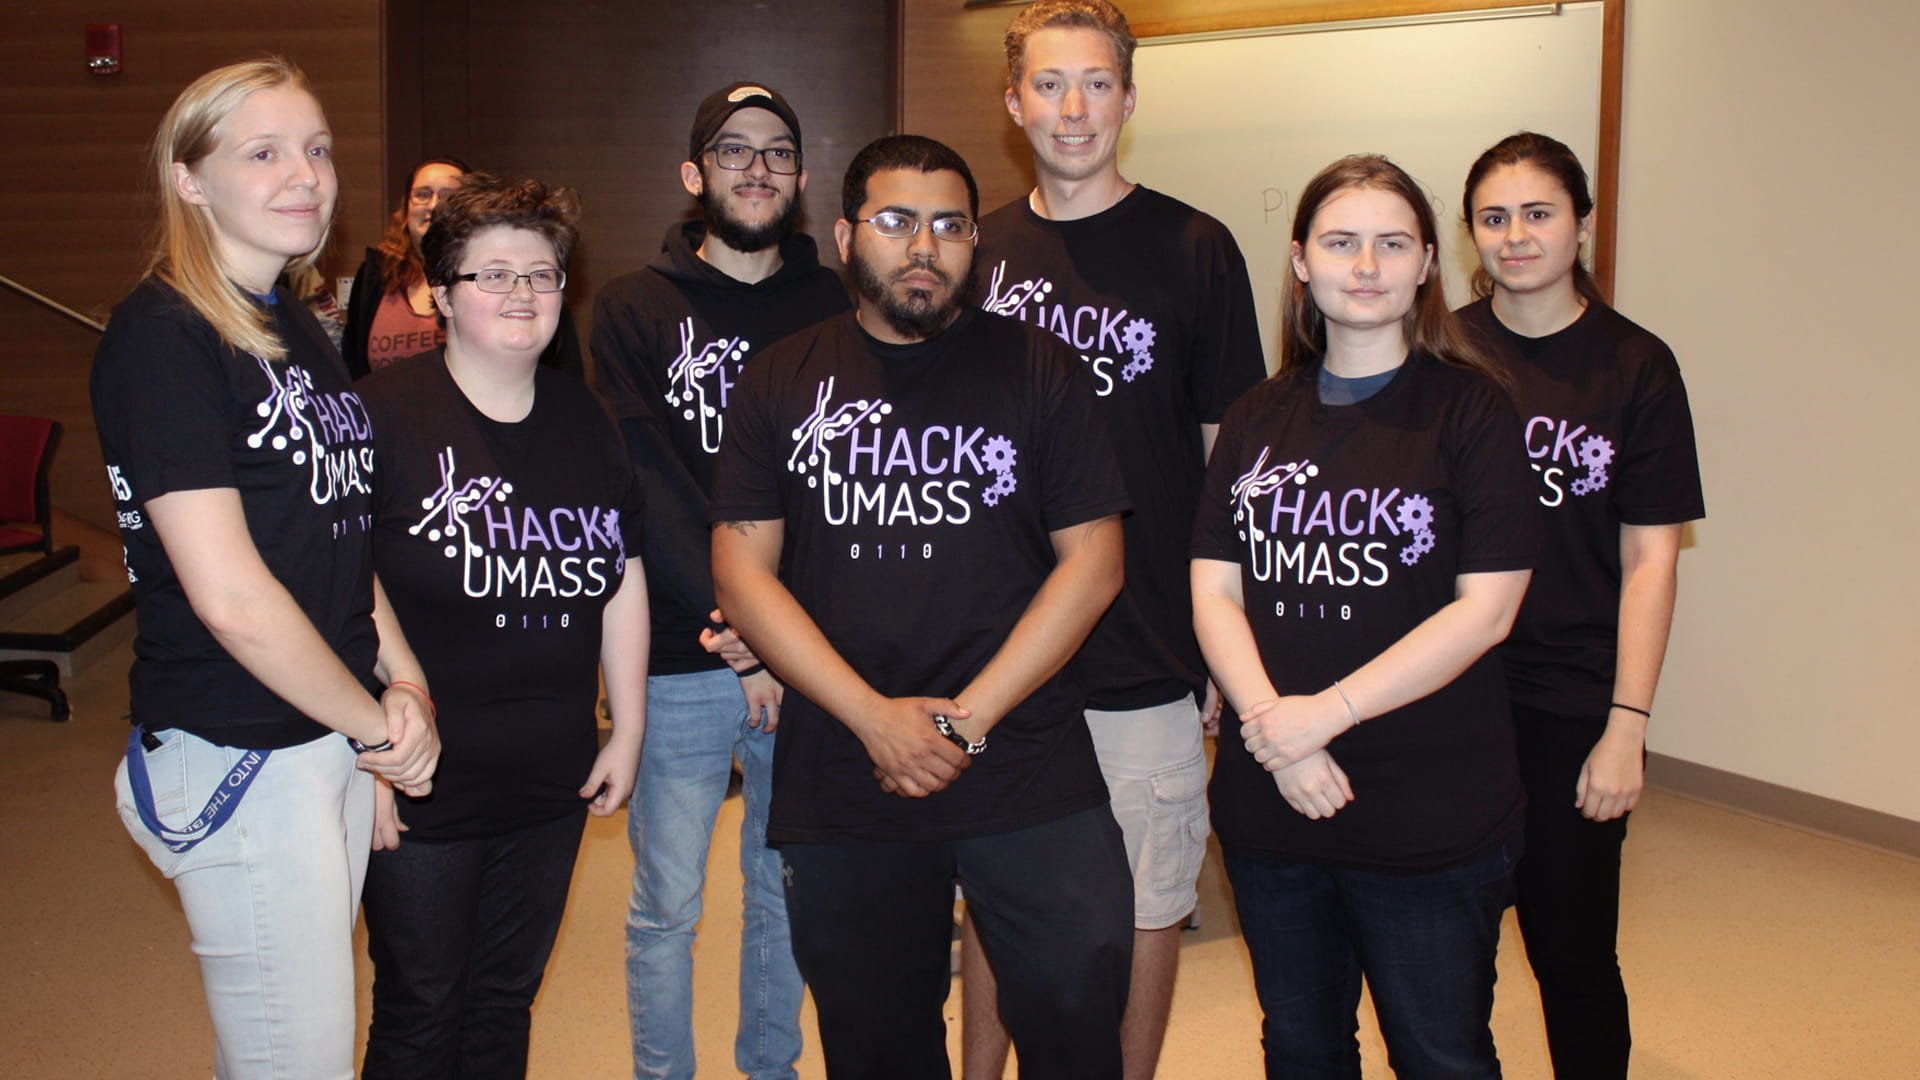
[{"left": 116, "top": 727, "right": 373, "bottom": 1080}]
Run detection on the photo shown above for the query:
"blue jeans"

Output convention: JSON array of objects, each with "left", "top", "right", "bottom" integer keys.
[
  {"left": 362, "top": 810, "right": 587, "bottom": 1079},
  {"left": 1224, "top": 836, "right": 1522, "bottom": 1080},
  {"left": 115, "top": 728, "right": 373, "bottom": 1080},
  {"left": 626, "top": 667, "right": 799, "bottom": 1080}
]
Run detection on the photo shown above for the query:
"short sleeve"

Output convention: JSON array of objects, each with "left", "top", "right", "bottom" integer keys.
[
  {"left": 1614, "top": 339, "right": 1706, "bottom": 526},
  {"left": 1186, "top": 220, "right": 1269, "bottom": 425},
  {"left": 1446, "top": 378, "right": 1540, "bottom": 574},
  {"left": 93, "top": 311, "right": 238, "bottom": 501}
]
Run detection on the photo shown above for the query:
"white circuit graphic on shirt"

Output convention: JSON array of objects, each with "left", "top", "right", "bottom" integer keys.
[
  {"left": 786, "top": 377, "right": 1018, "bottom": 527},
  {"left": 410, "top": 446, "right": 626, "bottom": 601},
  {"left": 665, "top": 317, "right": 749, "bottom": 454},
  {"left": 1230, "top": 447, "right": 1435, "bottom": 589},
  {"left": 981, "top": 261, "right": 1157, "bottom": 392},
  {"left": 245, "top": 356, "right": 374, "bottom": 507}
]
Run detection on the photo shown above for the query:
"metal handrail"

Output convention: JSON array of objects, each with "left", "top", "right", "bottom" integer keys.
[{"left": 0, "top": 272, "right": 106, "bottom": 333}]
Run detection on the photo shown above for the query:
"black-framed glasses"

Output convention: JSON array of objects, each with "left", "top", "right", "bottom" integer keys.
[
  {"left": 856, "top": 211, "right": 979, "bottom": 242},
  {"left": 452, "top": 268, "right": 567, "bottom": 294},
  {"left": 706, "top": 143, "right": 801, "bottom": 175}
]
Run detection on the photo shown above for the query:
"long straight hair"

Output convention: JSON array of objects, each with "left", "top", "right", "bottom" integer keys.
[
  {"left": 1462, "top": 131, "right": 1607, "bottom": 305},
  {"left": 147, "top": 57, "right": 328, "bottom": 362},
  {"left": 1277, "top": 154, "right": 1503, "bottom": 388}
]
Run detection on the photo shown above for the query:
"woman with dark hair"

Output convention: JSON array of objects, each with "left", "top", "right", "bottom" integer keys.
[
  {"left": 1191, "top": 154, "right": 1536, "bottom": 1077},
  {"left": 355, "top": 173, "right": 648, "bottom": 1078},
  {"left": 92, "top": 57, "right": 439, "bottom": 1078},
  {"left": 343, "top": 158, "right": 585, "bottom": 379},
  {"left": 1457, "top": 132, "right": 1704, "bottom": 1080}
]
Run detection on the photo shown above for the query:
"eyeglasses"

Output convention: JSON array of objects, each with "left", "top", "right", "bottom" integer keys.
[
  {"left": 452, "top": 268, "right": 567, "bottom": 294},
  {"left": 856, "top": 211, "right": 979, "bottom": 243},
  {"left": 706, "top": 143, "right": 800, "bottom": 175},
  {"left": 408, "top": 186, "right": 456, "bottom": 206}
]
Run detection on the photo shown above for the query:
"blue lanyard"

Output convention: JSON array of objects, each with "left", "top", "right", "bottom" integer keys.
[{"left": 124, "top": 727, "right": 270, "bottom": 854}]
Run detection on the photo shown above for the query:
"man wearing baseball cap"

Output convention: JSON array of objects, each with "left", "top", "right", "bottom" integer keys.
[{"left": 593, "top": 80, "right": 849, "bottom": 1080}]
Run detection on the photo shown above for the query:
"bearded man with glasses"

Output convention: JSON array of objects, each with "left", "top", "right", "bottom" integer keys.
[
  {"left": 591, "top": 81, "right": 849, "bottom": 1080},
  {"left": 708, "top": 134, "right": 1134, "bottom": 1077}
]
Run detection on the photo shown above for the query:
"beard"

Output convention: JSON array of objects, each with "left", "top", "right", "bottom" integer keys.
[
  {"left": 849, "top": 246, "right": 971, "bottom": 341},
  {"left": 699, "top": 182, "right": 798, "bottom": 254}
]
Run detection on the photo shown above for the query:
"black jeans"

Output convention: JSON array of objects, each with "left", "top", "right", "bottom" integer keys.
[
  {"left": 1512, "top": 705, "right": 1632, "bottom": 1080},
  {"left": 781, "top": 805, "right": 1134, "bottom": 1079},
  {"left": 361, "top": 809, "right": 587, "bottom": 1080}
]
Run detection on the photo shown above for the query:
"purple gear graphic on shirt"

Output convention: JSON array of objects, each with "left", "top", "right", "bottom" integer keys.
[
  {"left": 1399, "top": 530, "right": 1437, "bottom": 565},
  {"left": 1395, "top": 493, "right": 1436, "bottom": 565},
  {"left": 1566, "top": 433, "right": 1615, "bottom": 496},
  {"left": 1119, "top": 317, "right": 1157, "bottom": 383},
  {"left": 977, "top": 435, "right": 1019, "bottom": 507},
  {"left": 980, "top": 435, "right": 1017, "bottom": 474},
  {"left": 1571, "top": 467, "right": 1610, "bottom": 497},
  {"left": 1578, "top": 434, "right": 1615, "bottom": 470},
  {"left": 1395, "top": 493, "right": 1434, "bottom": 533}
]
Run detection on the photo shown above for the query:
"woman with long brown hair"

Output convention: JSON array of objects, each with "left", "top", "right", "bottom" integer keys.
[
  {"left": 1192, "top": 154, "right": 1536, "bottom": 1077},
  {"left": 1457, "top": 132, "right": 1704, "bottom": 1080}
]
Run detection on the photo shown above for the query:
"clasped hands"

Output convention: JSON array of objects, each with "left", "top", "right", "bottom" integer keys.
[
  {"left": 1239, "top": 691, "right": 1355, "bottom": 821},
  {"left": 355, "top": 681, "right": 440, "bottom": 797},
  {"left": 855, "top": 696, "right": 975, "bottom": 799}
]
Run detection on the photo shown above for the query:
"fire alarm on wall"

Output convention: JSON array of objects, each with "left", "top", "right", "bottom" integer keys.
[{"left": 87, "top": 24, "right": 122, "bottom": 76}]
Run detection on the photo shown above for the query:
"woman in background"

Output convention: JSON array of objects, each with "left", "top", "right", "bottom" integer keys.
[
  {"left": 1191, "top": 154, "right": 1535, "bottom": 1078},
  {"left": 92, "top": 57, "right": 438, "bottom": 1078},
  {"left": 343, "top": 156, "right": 467, "bottom": 376},
  {"left": 1457, "top": 131, "right": 1705, "bottom": 1080},
  {"left": 355, "top": 174, "right": 648, "bottom": 1078}
]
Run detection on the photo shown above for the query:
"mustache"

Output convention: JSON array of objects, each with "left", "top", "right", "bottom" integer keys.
[{"left": 892, "top": 257, "right": 950, "bottom": 287}]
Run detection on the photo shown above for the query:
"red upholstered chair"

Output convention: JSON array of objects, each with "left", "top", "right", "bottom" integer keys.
[
  {"left": 1, "top": 416, "right": 71, "bottom": 721},
  {"left": 0, "top": 415, "right": 59, "bottom": 556}
]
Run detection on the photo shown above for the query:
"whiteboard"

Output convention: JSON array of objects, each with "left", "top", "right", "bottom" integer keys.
[{"left": 1117, "top": 2, "right": 1605, "bottom": 367}]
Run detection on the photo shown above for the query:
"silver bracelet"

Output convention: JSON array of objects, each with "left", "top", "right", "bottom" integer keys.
[{"left": 1331, "top": 679, "right": 1361, "bottom": 728}]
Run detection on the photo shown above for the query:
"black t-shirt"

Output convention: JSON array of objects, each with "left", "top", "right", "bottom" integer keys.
[
  {"left": 90, "top": 279, "right": 378, "bottom": 749},
  {"left": 709, "top": 308, "right": 1129, "bottom": 844},
  {"left": 1457, "top": 299, "right": 1706, "bottom": 716},
  {"left": 592, "top": 223, "right": 850, "bottom": 674},
  {"left": 974, "top": 186, "right": 1267, "bottom": 709},
  {"left": 1191, "top": 356, "right": 1536, "bottom": 870},
  {"left": 358, "top": 353, "right": 644, "bottom": 840}
]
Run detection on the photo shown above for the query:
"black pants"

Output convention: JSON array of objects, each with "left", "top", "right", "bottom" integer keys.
[
  {"left": 781, "top": 805, "right": 1134, "bottom": 1079},
  {"left": 361, "top": 809, "right": 587, "bottom": 1080},
  {"left": 1512, "top": 705, "right": 1632, "bottom": 1080}
]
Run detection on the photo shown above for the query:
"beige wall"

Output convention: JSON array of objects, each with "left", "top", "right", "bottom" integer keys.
[
  {"left": 905, "top": 0, "right": 1920, "bottom": 824},
  {"left": 1614, "top": 0, "right": 1920, "bottom": 822}
]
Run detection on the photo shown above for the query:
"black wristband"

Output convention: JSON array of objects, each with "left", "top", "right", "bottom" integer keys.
[
  {"left": 736, "top": 662, "right": 767, "bottom": 679},
  {"left": 347, "top": 735, "right": 395, "bottom": 753},
  {"left": 1610, "top": 702, "right": 1652, "bottom": 719}
]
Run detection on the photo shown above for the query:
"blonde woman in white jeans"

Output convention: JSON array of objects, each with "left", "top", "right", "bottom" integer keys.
[{"left": 92, "top": 57, "right": 439, "bottom": 1079}]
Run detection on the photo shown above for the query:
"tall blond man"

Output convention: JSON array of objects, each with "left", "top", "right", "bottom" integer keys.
[{"left": 961, "top": 3, "right": 1268, "bottom": 1077}]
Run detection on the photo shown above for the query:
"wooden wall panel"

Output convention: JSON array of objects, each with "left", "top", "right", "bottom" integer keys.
[
  {"left": 386, "top": 0, "right": 896, "bottom": 380},
  {"left": 899, "top": 0, "right": 1038, "bottom": 216},
  {"left": 0, "top": 2, "right": 384, "bottom": 529}
]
